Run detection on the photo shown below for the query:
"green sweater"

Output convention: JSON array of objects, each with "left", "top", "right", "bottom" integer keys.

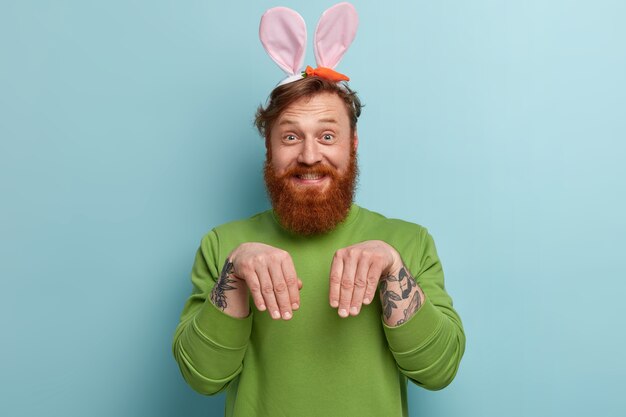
[{"left": 172, "top": 205, "right": 465, "bottom": 417}]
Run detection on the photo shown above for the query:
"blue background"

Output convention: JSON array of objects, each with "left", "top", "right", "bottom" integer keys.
[{"left": 1, "top": 1, "right": 625, "bottom": 416}]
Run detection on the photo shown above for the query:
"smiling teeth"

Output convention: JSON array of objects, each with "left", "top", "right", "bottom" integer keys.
[{"left": 299, "top": 174, "right": 322, "bottom": 180}]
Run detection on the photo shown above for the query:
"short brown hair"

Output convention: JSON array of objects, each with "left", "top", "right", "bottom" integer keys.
[{"left": 254, "top": 77, "right": 362, "bottom": 141}]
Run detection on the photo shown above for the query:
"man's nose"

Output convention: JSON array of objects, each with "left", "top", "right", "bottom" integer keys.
[{"left": 297, "top": 138, "right": 322, "bottom": 165}]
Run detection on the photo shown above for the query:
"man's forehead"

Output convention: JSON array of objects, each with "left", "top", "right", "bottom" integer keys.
[{"left": 277, "top": 93, "right": 349, "bottom": 125}]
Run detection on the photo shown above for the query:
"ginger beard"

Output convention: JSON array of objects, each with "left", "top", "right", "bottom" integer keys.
[{"left": 264, "top": 147, "right": 358, "bottom": 236}]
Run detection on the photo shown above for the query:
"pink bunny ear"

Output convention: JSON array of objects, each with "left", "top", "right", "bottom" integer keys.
[
  {"left": 313, "top": 2, "right": 359, "bottom": 69},
  {"left": 259, "top": 7, "right": 307, "bottom": 76}
]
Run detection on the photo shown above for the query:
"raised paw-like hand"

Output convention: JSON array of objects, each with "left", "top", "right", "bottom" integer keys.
[
  {"left": 329, "top": 240, "right": 402, "bottom": 318},
  {"left": 228, "top": 242, "right": 302, "bottom": 321}
]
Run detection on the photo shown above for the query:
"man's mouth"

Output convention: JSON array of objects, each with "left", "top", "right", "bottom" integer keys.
[
  {"left": 292, "top": 172, "right": 329, "bottom": 185},
  {"left": 296, "top": 173, "right": 324, "bottom": 180}
]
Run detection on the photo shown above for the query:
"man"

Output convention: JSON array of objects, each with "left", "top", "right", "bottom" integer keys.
[{"left": 172, "top": 76, "right": 465, "bottom": 417}]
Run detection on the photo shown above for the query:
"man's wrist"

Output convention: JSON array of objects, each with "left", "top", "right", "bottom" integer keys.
[
  {"left": 379, "top": 264, "right": 424, "bottom": 326},
  {"left": 210, "top": 259, "right": 250, "bottom": 318}
]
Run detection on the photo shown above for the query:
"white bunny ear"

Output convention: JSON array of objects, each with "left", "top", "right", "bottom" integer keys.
[
  {"left": 313, "top": 2, "right": 359, "bottom": 69},
  {"left": 259, "top": 7, "right": 307, "bottom": 77}
]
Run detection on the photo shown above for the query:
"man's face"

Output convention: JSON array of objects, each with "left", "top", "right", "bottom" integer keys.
[
  {"left": 269, "top": 92, "right": 356, "bottom": 185},
  {"left": 264, "top": 92, "right": 359, "bottom": 235}
]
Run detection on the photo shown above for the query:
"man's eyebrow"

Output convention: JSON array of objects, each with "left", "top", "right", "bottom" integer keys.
[{"left": 278, "top": 118, "right": 339, "bottom": 126}]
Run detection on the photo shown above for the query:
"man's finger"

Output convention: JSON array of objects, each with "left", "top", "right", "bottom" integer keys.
[
  {"left": 255, "top": 266, "right": 281, "bottom": 320},
  {"left": 349, "top": 258, "right": 369, "bottom": 316},
  {"left": 338, "top": 254, "right": 357, "bottom": 318},
  {"left": 363, "top": 262, "right": 384, "bottom": 306},
  {"left": 281, "top": 257, "right": 301, "bottom": 310},
  {"left": 329, "top": 254, "right": 344, "bottom": 309},
  {"left": 242, "top": 271, "right": 267, "bottom": 312},
  {"left": 268, "top": 262, "right": 293, "bottom": 320}
]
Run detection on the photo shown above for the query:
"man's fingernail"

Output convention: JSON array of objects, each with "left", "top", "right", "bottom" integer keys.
[
  {"left": 339, "top": 309, "right": 348, "bottom": 318},
  {"left": 283, "top": 311, "right": 292, "bottom": 320},
  {"left": 350, "top": 306, "right": 358, "bottom": 315},
  {"left": 363, "top": 298, "right": 370, "bottom": 305},
  {"left": 272, "top": 310, "right": 280, "bottom": 319},
  {"left": 259, "top": 304, "right": 266, "bottom": 311},
  {"left": 292, "top": 303, "right": 299, "bottom": 310},
  {"left": 331, "top": 300, "right": 339, "bottom": 308}
]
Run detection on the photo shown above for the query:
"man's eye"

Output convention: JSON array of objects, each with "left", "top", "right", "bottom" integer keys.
[
  {"left": 285, "top": 135, "right": 297, "bottom": 141},
  {"left": 323, "top": 134, "right": 334, "bottom": 141}
]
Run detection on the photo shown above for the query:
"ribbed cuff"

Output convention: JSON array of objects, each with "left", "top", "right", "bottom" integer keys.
[
  {"left": 382, "top": 297, "right": 443, "bottom": 354},
  {"left": 194, "top": 299, "right": 253, "bottom": 349}
]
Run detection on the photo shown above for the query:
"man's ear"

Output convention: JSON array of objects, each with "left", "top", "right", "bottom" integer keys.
[{"left": 353, "top": 131, "right": 359, "bottom": 151}]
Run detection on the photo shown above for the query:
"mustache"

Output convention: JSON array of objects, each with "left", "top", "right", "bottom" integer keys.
[{"left": 281, "top": 164, "right": 338, "bottom": 179}]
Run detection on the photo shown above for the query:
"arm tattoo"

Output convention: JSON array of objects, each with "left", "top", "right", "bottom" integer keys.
[
  {"left": 397, "top": 267, "right": 415, "bottom": 298},
  {"left": 379, "top": 265, "right": 422, "bottom": 325},
  {"left": 210, "top": 259, "right": 237, "bottom": 311},
  {"left": 396, "top": 291, "right": 421, "bottom": 325},
  {"left": 379, "top": 279, "right": 402, "bottom": 319}
]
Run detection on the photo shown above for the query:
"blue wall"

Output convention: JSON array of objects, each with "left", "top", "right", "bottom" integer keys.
[{"left": 1, "top": 1, "right": 625, "bottom": 416}]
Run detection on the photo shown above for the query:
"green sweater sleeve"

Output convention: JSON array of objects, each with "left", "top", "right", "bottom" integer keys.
[
  {"left": 171, "top": 230, "right": 253, "bottom": 395},
  {"left": 382, "top": 228, "right": 466, "bottom": 391}
]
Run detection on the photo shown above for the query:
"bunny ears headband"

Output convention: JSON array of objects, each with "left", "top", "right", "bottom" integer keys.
[{"left": 259, "top": 2, "right": 359, "bottom": 87}]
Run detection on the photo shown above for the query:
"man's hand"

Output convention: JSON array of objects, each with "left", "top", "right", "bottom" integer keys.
[
  {"left": 211, "top": 243, "right": 302, "bottom": 320},
  {"left": 329, "top": 240, "right": 403, "bottom": 318}
]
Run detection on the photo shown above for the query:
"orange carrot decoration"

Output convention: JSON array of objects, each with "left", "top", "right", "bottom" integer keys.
[{"left": 303, "top": 65, "right": 350, "bottom": 82}]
